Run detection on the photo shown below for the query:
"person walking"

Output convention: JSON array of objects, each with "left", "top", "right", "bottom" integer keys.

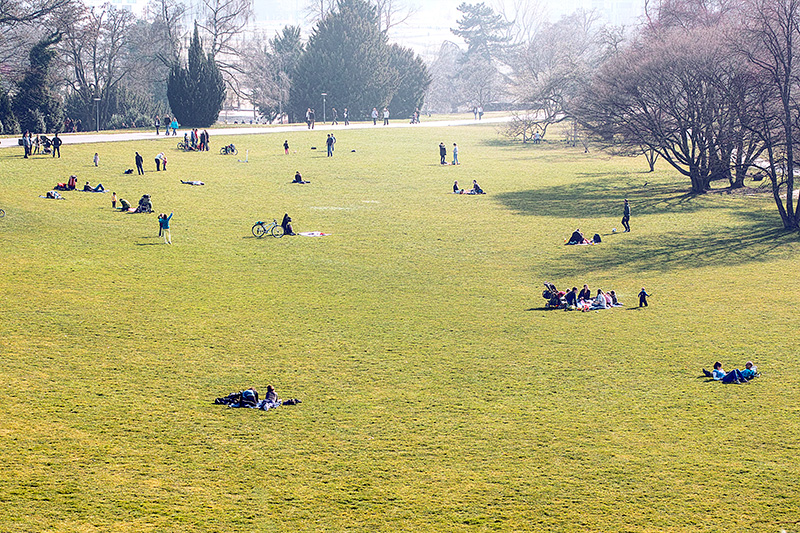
[
  {"left": 371, "top": 107, "right": 378, "bottom": 125},
  {"left": 203, "top": 129, "right": 210, "bottom": 151},
  {"left": 163, "top": 115, "right": 170, "bottom": 135},
  {"left": 159, "top": 212, "right": 173, "bottom": 244},
  {"left": 154, "top": 115, "right": 160, "bottom": 135},
  {"left": 331, "top": 107, "right": 338, "bottom": 125},
  {"left": 478, "top": 105, "right": 484, "bottom": 120},
  {"left": 284, "top": 140, "right": 290, "bottom": 155},
  {"left": 93, "top": 152, "right": 100, "bottom": 167},
  {"left": 622, "top": 199, "right": 631, "bottom": 232},
  {"left": 135, "top": 152, "right": 144, "bottom": 175},
  {"left": 383, "top": 107, "right": 389, "bottom": 125},
  {"left": 305, "top": 108, "right": 311, "bottom": 129},
  {"left": 343, "top": 108, "right": 349, "bottom": 126},
  {"left": 52, "top": 133, "right": 62, "bottom": 158},
  {"left": 439, "top": 142, "right": 447, "bottom": 165},
  {"left": 22, "top": 131, "right": 30, "bottom": 158},
  {"left": 452, "top": 143, "right": 459, "bottom": 165},
  {"left": 309, "top": 108, "right": 316, "bottom": 129}
]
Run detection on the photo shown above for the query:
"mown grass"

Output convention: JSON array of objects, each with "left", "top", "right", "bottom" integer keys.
[{"left": 1, "top": 123, "right": 799, "bottom": 532}]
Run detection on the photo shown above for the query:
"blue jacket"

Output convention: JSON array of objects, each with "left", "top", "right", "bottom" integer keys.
[{"left": 159, "top": 212, "right": 173, "bottom": 229}]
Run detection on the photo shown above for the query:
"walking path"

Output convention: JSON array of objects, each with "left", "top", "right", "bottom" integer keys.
[{"left": 0, "top": 116, "right": 513, "bottom": 149}]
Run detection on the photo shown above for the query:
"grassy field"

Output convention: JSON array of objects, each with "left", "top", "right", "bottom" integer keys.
[{"left": 1, "top": 123, "right": 799, "bottom": 532}]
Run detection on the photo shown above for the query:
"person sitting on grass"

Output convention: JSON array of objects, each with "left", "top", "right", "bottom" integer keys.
[
  {"left": 83, "top": 181, "right": 105, "bottom": 192},
  {"left": 292, "top": 171, "right": 310, "bottom": 184},
  {"left": 453, "top": 180, "right": 463, "bottom": 193},
  {"left": 281, "top": 213, "right": 296, "bottom": 236},
  {"left": 577, "top": 284, "right": 591, "bottom": 302},
  {"left": 564, "top": 287, "right": 578, "bottom": 307},
  {"left": 609, "top": 290, "right": 622, "bottom": 306},
  {"left": 118, "top": 198, "right": 131, "bottom": 211},
  {"left": 567, "top": 229, "right": 588, "bottom": 245},
  {"left": 590, "top": 289, "right": 608, "bottom": 309},
  {"left": 471, "top": 180, "right": 484, "bottom": 194}
]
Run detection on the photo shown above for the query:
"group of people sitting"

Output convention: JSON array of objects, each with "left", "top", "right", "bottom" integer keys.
[
  {"left": 542, "top": 282, "right": 623, "bottom": 311},
  {"left": 214, "top": 385, "right": 301, "bottom": 410},
  {"left": 566, "top": 229, "right": 601, "bottom": 245},
  {"left": 453, "top": 180, "right": 484, "bottom": 194},
  {"left": 52, "top": 175, "right": 104, "bottom": 192},
  {"left": 703, "top": 361, "right": 759, "bottom": 384},
  {"left": 117, "top": 194, "right": 152, "bottom": 213}
]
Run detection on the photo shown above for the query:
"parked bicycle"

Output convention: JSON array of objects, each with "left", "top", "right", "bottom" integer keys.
[
  {"left": 252, "top": 219, "right": 284, "bottom": 238},
  {"left": 220, "top": 144, "right": 238, "bottom": 155}
]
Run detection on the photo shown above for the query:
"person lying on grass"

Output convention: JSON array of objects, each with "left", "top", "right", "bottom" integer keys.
[
  {"left": 181, "top": 180, "right": 204, "bottom": 186},
  {"left": 83, "top": 181, "right": 105, "bottom": 192},
  {"left": 703, "top": 361, "right": 758, "bottom": 383}
]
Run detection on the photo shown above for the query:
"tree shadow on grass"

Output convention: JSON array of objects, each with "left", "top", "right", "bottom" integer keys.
[
  {"left": 545, "top": 226, "right": 793, "bottom": 276},
  {"left": 495, "top": 175, "right": 704, "bottom": 218}
]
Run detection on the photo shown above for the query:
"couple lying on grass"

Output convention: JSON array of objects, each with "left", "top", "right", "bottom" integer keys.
[
  {"left": 214, "top": 385, "right": 301, "bottom": 410},
  {"left": 703, "top": 361, "right": 759, "bottom": 384}
]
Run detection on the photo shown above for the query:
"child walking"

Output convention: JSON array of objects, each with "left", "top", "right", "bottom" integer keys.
[
  {"left": 93, "top": 152, "right": 99, "bottom": 166},
  {"left": 159, "top": 212, "right": 173, "bottom": 244},
  {"left": 284, "top": 140, "right": 289, "bottom": 155},
  {"left": 638, "top": 287, "right": 650, "bottom": 307}
]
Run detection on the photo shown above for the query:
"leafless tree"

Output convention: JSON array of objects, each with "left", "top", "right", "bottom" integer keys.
[
  {"left": 0, "top": 0, "right": 72, "bottom": 27},
  {"left": 196, "top": 0, "right": 252, "bottom": 96},
  {"left": 146, "top": 0, "right": 187, "bottom": 67},
  {"left": 373, "top": 0, "right": 418, "bottom": 33}
]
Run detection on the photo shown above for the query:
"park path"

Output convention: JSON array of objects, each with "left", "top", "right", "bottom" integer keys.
[{"left": 0, "top": 115, "right": 513, "bottom": 150}]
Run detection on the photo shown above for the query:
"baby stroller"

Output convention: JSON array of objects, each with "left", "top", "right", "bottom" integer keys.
[
  {"left": 40, "top": 135, "right": 53, "bottom": 154},
  {"left": 542, "top": 282, "right": 567, "bottom": 309}
]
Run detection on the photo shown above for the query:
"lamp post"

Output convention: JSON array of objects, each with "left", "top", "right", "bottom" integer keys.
[
  {"left": 93, "top": 97, "right": 101, "bottom": 132},
  {"left": 321, "top": 93, "right": 327, "bottom": 124}
]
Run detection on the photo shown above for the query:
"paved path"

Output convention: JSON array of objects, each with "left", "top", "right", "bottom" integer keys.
[{"left": 0, "top": 116, "right": 513, "bottom": 150}]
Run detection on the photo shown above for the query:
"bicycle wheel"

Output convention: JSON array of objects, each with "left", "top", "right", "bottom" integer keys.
[
  {"left": 252, "top": 222, "right": 267, "bottom": 238},
  {"left": 232, "top": 148, "right": 238, "bottom": 156},
  {"left": 271, "top": 224, "right": 284, "bottom": 238},
  {"left": 177, "top": 142, "right": 184, "bottom": 150},
  {"left": 220, "top": 147, "right": 227, "bottom": 155},
  {"left": 0, "top": 209, "right": 5, "bottom": 217}
]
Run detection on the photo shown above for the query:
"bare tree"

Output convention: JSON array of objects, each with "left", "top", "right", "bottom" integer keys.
[
  {"left": 146, "top": 0, "right": 187, "bottom": 67},
  {"left": 373, "top": 0, "right": 418, "bottom": 33},
  {"left": 304, "top": 0, "right": 337, "bottom": 23},
  {"left": 59, "top": 3, "right": 140, "bottom": 126},
  {"left": 0, "top": 0, "right": 72, "bottom": 27},
  {"left": 196, "top": 0, "right": 252, "bottom": 95}
]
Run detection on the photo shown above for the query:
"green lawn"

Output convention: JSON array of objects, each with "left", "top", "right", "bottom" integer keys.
[{"left": 1, "top": 124, "right": 798, "bottom": 532}]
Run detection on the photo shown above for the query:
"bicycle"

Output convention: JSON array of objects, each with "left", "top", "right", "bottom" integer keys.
[
  {"left": 252, "top": 219, "right": 284, "bottom": 238},
  {"left": 220, "top": 144, "right": 238, "bottom": 155}
]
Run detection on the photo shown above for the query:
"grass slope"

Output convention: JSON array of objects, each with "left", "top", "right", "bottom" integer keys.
[{"left": 1, "top": 124, "right": 799, "bottom": 532}]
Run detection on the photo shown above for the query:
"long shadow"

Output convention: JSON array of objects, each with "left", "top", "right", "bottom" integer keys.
[
  {"left": 495, "top": 175, "right": 724, "bottom": 218},
  {"left": 545, "top": 226, "right": 793, "bottom": 276}
]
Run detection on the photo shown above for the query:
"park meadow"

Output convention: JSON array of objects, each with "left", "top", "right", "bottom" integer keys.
[{"left": 1, "top": 122, "right": 799, "bottom": 531}]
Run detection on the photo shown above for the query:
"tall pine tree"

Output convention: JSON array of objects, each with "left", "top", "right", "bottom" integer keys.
[
  {"left": 167, "top": 23, "right": 225, "bottom": 127},
  {"left": 290, "top": 0, "right": 396, "bottom": 121},
  {"left": 387, "top": 44, "right": 431, "bottom": 119},
  {"left": 13, "top": 32, "right": 63, "bottom": 133}
]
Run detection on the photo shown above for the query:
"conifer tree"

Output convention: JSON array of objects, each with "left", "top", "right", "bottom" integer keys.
[
  {"left": 290, "top": 0, "right": 396, "bottom": 121},
  {"left": 13, "top": 32, "right": 63, "bottom": 133},
  {"left": 167, "top": 23, "right": 226, "bottom": 127}
]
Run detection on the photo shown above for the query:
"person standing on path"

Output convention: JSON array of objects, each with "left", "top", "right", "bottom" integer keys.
[
  {"left": 52, "top": 133, "right": 62, "bottom": 158},
  {"left": 135, "top": 152, "right": 144, "bottom": 175},
  {"left": 159, "top": 212, "right": 173, "bottom": 244},
  {"left": 439, "top": 142, "right": 447, "bottom": 165},
  {"left": 163, "top": 115, "right": 170, "bottom": 135},
  {"left": 343, "top": 108, "right": 349, "bottom": 126},
  {"left": 622, "top": 199, "right": 631, "bottom": 232},
  {"left": 309, "top": 108, "right": 316, "bottom": 129},
  {"left": 371, "top": 107, "right": 378, "bottom": 125},
  {"left": 452, "top": 143, "right": 459, "bottom": 165},
  {"left": 383, "top": 107, "right": 389, "bottom": 125},
  {"left": 154, "top": 115, "right": 160, "bottom": 135},
  {"left": 478, "top": 105, "right": 484, "bottom": 120}
]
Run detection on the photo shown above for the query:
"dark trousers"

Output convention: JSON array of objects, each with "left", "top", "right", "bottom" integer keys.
[
  {"left": 136, "top": 163, "right": 144, "bottom": 175},
  {"left": 155, "top": 159, "right": 161, "bottom": 171},
  {"left": 53, "top": 146, "right": 60, "bottom": 158},
  {"left": 622, "top": 215, "right": 630, "bottom": 232},
  {"left": 639, "top": 295, "right": 648, "bottom": 307}
]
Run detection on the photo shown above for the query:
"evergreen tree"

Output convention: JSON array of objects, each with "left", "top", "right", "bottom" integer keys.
[
  {"left": 167, "top": 23, "right": 226, "bottom": 127},
  {"left": 387, "top": 44, "right": 431, "bottom": 118},
  {"left": 290, "top": 0, "right": 396, "bottom": 121},
  {"left": 13, "top": 32, "right": 63, "bottom": 133},
  {"left": 451, "top": 2, "right": 513, "bottom": 62},
  {"left": 0, "top": 90, "right": 19, "bottom": 134}
]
